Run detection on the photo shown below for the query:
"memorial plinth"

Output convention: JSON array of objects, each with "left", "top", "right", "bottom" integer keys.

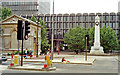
[{"left": 90, "top": 15, "right": 104, "bottom": 55}]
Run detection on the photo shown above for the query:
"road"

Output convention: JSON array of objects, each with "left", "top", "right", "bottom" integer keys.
[{"left": 0, "top": 55, "right": 119, "bottom": 73}]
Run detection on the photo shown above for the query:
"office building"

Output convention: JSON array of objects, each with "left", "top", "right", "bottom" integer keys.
[
  {"left": 22, "top": 12, "right": 120, "bottom": 51},
  {"left": 1, "top": 0, "right": 50, "bottom": 16}
]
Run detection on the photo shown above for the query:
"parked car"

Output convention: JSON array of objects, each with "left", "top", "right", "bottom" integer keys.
[{"left": 0, "top": 54, "right": 7, "bottom": 64}]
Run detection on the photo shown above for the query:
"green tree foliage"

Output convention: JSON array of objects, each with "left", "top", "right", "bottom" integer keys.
[
  {"left": 100, "top": 26, "right": 119, "bottom": 52},
  {"left": 29, "top": 16, "right": 50, "bottom": 53},
  {"left": 64, "top": 25, "right": 119, "bottom": 53},
  {"left": 29, "top": 16, "right": 37, "bottom": 22},
  {"left": 1, "top": 6, "right": 12, "bottom": 20},
  {"left": 64, "top": 25, "right": 86, "bottom": 53},
  {"left": 39, "top": 18, "right": 50, "bottom": 52},
  {"left": 0, "top": 8, "right": 2, "bottom": 21},
  {"left": 87, "top": 26, "right": 95, "bottom": 50}
]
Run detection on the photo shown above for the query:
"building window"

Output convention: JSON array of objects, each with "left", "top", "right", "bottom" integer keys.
[
  {"left": 103, "top": 16, "right": 105, "bottom": 21},
  {"left": 86, "top": 23, "right": 90, "bottom": 29},
  {"left": 76, "top": 17, "right": 79, "bottom": 22},
  {"left": 116, "top": 23, "right": 119, "bottom": 29},
  {"left": 73, "top": 23, "right": 76, "bottom": 28},
  {"left": 83, "top": 16, "right": 85, "bottom": 21},
  {"left": 70, "top": 23, "right": 72, "bottom": 28},
  {"left": 70, "top": 17, "right": 72, "bottom": 21},
  {"left": 110, "top": 16, "right": 112, "bottom": 21},
  {"left": 64, "top": 23, "right": 66, "bottom": 29},
  {"left": 67, "top": 17, "right": 69, "bottom": 22},
  {"left": 86, "top": 16, "right": 88, "bottom": 21},
  {"left": 116, "top": 30, "right": 119, "bottom": 35},
  {"left": 109, "top": 23, "right": 112, "bottom": 28},
  {"left": 47, "top": 17, "right": 50, "bottom": 21},
  {"left": 106, "top": 23, "right": 108, "bottom": 27},
  {"left": 54, "top": 23, "right": 57, "bottom": 28},
  {"left": 113, "top": 16, "right": 116, "bottom": 21},
  {"left": 113, "top": 23, "right": 116, "bottom": 29},
  {"left": 54, "top": 16, "right": 56, "bottom": 21},
  {"left": 61, "top": 17, "right": 63, "bottom": 21},
  {"left": 102, "top": 23, "right": 105, "bottom": 27},
  {"left": 64, "top": 17, "right": 66, "bottom": 22},
  {"left": 54, "top": 29, "right": 56, "bottom": 35},
  {"left": 80, "top": 23, "right": 83, "bottom": 28},
  {"left": 106, "top": 16, "right": 109, "bottom": 21},
  {"left": 117, "top": 16, "right": 119, "bottom": 21},
  {"left": 66, "top": 23, "right": 69, "bottom": 28},
  {"left": 58, "top": 17, "right": 62, "bottom": 22},
  {"left": 59, "top": 23, "right": 62, "bottom": 29},
  {"left": 48, "top": 23, "right": 51, "bottom": 28},
  {"left": 79, "top": 16, "right": 82, "bottom": 22},
  {"left": 51, "top": 16, "right": 52, "bottom": 21},
  {"left": 73, "top": 17, "right": 75, "bottom": 21}
]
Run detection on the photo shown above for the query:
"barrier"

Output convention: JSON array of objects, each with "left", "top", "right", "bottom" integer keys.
[
  {"left": 10, "top": 54, "right": 14, "bottom": 66},
  {"left": 14, "top": 55, "right": 20, "bottom": 66},
  {"left": 43, "top": 55, "right": 52, "bottom": 68}
]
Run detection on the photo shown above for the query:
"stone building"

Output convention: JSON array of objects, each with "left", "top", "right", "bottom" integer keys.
[{"left": 1, "top": 14, "right": 42, "bottom": 55}]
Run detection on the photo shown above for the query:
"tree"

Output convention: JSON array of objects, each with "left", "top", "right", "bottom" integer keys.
[
  {"left": 39, "top": 18, "right": 50, "bottom": 53},
  {"left": 64, "top": 25, "right": 119, "bottom": 54},
  {"left": 64, "top": 25, "right": 86, "bottom": 54},
  {"left": 29, "top": 16, "right": 50, "bottom": 54},
  {"left": 100, "top": 26, "right": 119, "bottom": 52},
  {"left": 1, "top": 6, "right": 12, "bottom": 20},
  {"left": 86, "top": 26, "right": 95, "bottom": 50},
  {"left": 29, "top": 16, "right": 36, "bottom": 22}
]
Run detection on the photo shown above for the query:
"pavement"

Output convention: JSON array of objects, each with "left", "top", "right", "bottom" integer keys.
[
  {"left": 7, "top": 54, "right": 96, "bottom": 65},
  {"left": 7, "top": 65, "right": 56, "bottom": 71},
  {"left": 5, "top": 51, "right": 119, "bottom": 72},
  {"left": 6, "top": 52, "right": 97, "bottom": 71}
]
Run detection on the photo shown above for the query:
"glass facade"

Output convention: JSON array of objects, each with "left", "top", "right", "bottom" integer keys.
[{"left": 2, "top": 0, "right": 50, "bottom": 15}]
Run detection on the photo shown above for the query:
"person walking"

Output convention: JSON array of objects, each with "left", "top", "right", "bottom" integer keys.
[{"left": 25, "top": 48, "right": 28, "bottom": 59}]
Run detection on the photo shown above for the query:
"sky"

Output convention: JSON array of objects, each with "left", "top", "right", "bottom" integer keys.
[{"left": 50, "top": 0, "right": 120, "bottom": 14}]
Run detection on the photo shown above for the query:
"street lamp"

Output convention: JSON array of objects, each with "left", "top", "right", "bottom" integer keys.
[
  {"left": 57, "top": 29, "right": 61, "bottom": 55},
  {"left": 51, "top": 0, "right": 54, "bottom": 60},
  {"left": 36, "top": 20, "right": 40, "bottom": 57}
]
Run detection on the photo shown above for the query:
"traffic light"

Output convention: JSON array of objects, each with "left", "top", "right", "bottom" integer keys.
[
  {"left": 24, "top": 21, "right": 30, "bottom": 40},
  {"left": 17, "top": 20, "right": 23, "bottom": 40},
  {"left": 85, "top": 35, "right": 89, "bottom": 46}
]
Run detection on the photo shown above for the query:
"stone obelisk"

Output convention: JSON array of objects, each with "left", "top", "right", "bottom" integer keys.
[{"left": 90, "top": 15, "right": 104, "bottom": 54}]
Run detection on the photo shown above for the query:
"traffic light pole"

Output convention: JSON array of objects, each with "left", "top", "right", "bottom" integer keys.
[
  {"left": 36, "top": 21, "right": 39, "bottom": 57},
  {"left": 21, "top": 26, "right": 23, "bottom": 66}
]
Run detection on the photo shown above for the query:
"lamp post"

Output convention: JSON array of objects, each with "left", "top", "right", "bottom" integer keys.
[
  {"left": 36, "top": 20, "right": 40, "bottom": 57},
  {"left": 51, "top": 0, "right": 54, "bottom": 60},
  {"left": 57, "top": 29, "right": 61, "bottom": 55}
]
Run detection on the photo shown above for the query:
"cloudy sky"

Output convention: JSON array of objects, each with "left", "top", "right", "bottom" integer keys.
[{"left": 50, "top": 0, "right": 120, "bottom": 14}]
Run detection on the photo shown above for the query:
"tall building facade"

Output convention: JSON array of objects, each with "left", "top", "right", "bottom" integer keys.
[
  {"left": 23, "top": 12, "right": 120, "bottom": 51},
  {"left": 118, "top": 1, "right": 120, "bottom": 12},
  {"left": 1, "top": 0, "right": 50, "bottom": 16},
  {"left": 38, "top": 0, "right": 51, "bottom": 14}
]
